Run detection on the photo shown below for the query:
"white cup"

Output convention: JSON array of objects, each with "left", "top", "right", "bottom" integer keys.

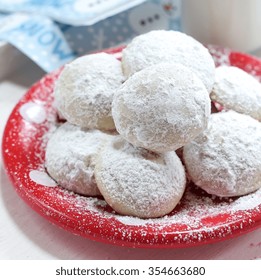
[{"left": 181, "top": 0, "right": 261, "bottom": 53}]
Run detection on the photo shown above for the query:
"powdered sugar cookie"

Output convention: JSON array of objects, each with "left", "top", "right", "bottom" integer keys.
[
  {"left": 94, "top": 136, "right": 186, "bottom": 218},
  {"left": 122, "top": 30, "right": 215, "bottom": 93},
  {"left": 45, "top": 122, "right": 113, "bottom": 196},
  {"left": 112, "top": 62, "right": 211, "bottom": 153},
  {"left": 211, "top": 66, "right": 261, "bottom": 121},
  {"left": 54, "top": 53, "right": 124, "bottom": 130},
  {"left": 183, "top": 111, "right": 261, "bottom": 197}
]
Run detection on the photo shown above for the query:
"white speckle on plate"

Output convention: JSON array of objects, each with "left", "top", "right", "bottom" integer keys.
[
  {"left": 19, "top": 102, "right": 46, "bottom": 124},
  {"left": 29, "top": 170, "right": 57, "bottom": 187},
  {"left": 116, "top": 216, "right": 149, "bottom": 226}
]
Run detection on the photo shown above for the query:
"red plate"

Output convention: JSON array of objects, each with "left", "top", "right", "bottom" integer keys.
[{"left": 2, "top": 46, "right": 261, "bottom": 248}]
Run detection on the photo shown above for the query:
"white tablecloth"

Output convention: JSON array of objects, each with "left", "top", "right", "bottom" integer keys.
[{"left": 1, "top": 57, "right": 261, "bottom": 260}]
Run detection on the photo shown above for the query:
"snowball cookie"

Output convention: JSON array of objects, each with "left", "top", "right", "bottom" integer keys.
[
  {"left": 45, "top": 122, "right": 113, "bottom": 196},
  {"left": 183, "top": 111, "right": 261, "bottom": 197},
  {"left": 112, "top": 62, "right": 211, "bottom": 153},
  {"left": 122, "top": 30, "right": 215, "bottom": 93},
  {"left": 94, "top": 136, "right": 186, "bottom": 218},
  {"left": 54, "top": 53, "right": 124, "bottom": 130},
  {"left": 210, "top": 66, "right": 261, "bottom": 121}
]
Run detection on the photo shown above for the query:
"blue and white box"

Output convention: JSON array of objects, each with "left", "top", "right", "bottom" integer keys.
[{"left": 0, "top": 0, "right": 181, "bottom": 73}]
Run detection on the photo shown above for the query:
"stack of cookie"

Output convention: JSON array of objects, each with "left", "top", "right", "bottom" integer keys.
[{"left": 45, "top": 30, "right": 261, "bottom": 219}]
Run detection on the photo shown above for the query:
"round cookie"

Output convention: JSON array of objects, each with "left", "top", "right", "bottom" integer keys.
[
  {"left": 45, "top": 122, "right": 113, "bottom": 196},
  {"left": 54, "top": 53, "right": 124, "bottom": 130},
  {"left": 122, "top": 30, "right": 215, "bottom": 93},
  {"left": 94, "top": 136, "right": 186, "bottom": 218},
  {"left": 210, "top": 65, "right": 261, "bottom": 121},
  {"left": 183, "top": 111, "right": 261, "bottom": 197},
  {"left": 112, "top": 62, "right": 211, "bottom": 153}
]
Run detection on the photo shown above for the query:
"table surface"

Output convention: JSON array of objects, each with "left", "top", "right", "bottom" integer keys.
[{"left": 1, "top": 56, "right": 261, "bottom": 260}]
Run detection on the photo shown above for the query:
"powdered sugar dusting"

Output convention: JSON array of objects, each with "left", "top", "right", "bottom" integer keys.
[
  {"left": 184, "top": 111, "right": 261, "bottom": 197},
  {"left": 94, "top": 136, "right": 186, "bottom": 218},
  {"left": 112, "top": 185, "right": 261, "bottom": 227},
  {"left": 2, "top": 46, "right": 261, "bottom": 248},
  {"left": 208, "top": 44, "right": 261, "bottom": 81},
  {"left": 211, "top": 66, "right": 261, "bottom": 121},
  {"left": 112, "top": 62, "right": 211, "bottom": 153},
  {"left": 232, "top": 188, "right": 261, "bottom": 211},
  {"left": 208, "top": 44, "right": 231, "bottom": 66},
  {"left": 43, "top": 181, "right": 261, "bottom": 244},
  {"left": 54, "top": 52, "right": 124, "bottom": 130},
  {"left": 45, "top": 122, "right": 114, "bottom": 196},
  {"left": 122, "top": 30, "right": 215, "bottom": 93}
]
